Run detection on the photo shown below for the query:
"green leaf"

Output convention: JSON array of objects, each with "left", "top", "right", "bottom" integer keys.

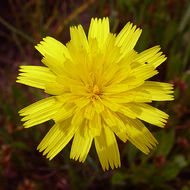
[
  {"left": 161, "top": 162, "right": 181, "bottom": 181},
  {"left": 156, "top": 129, "right": 175, "bottom": 157},
  {"left": 167, "top": 54, "right": 183, "bottom": 78},
  {"left": 179, "top": 3, "right": 190, "bottom": 32},
  {"left": 127, "top": 143, "right": 138, "bottom": 164},
  {"left": 163, "top": 21, "right": 177, "bottom": 48}
]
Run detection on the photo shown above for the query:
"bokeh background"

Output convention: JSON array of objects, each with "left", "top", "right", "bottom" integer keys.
[{"left": 0, "top": 0, "right": 190, "bottom": 189}]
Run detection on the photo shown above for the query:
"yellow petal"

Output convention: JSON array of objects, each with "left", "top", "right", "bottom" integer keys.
[
  {"left": 35, "top": 37, "right": 72, "bottom": 75},
  {"left": 101, "top": 109, "right": 128, "bottom": 142},
  {"left": 94, "top": 125, "right": 121, "bottom": 170},
  {"left": 101, "top": 98, "right": 121, "bottom": 112},
  {"left": 102, "top": 33, "right": 121, "bottom": 65},
  {"left": 130, "top": 63, "right": 158, "bottom": 82},
  {"left": 88, "top": 113, "right": 101, "bottom": 137},
  {"left": 136, "top": 81, "right": 174, "bottom": 101},
  {"left": 93, "top": 99, "right": 105, "bottom": 113},
  {"left": 35, "top": 36, "right": 71, "bottom": 61},
  {"left": 53, "top": 103, "right": 76, "bottom": 123},
  {"left": 37, "top": 123, "right": 59, "bottom": 151},
  {"left": 66, "top": 25, "right": 90, "bottom": 66},
  {"left": 70, "top": 25, "right": 89, "bottom": 51},
  {"left": 115, "top": 22, "right": 142, "bottom": 56},
  {"left": 70, "top": 125, "right": 93, "bottom": 162},
  {"left": 124, "top": 103, "right": 169, "bottom": 127},
  {"left": 70, "top": 109, "right": 85, "bottom": 127},
  {"left": 17, "top": 66, "right": 56, "bottom": 89},
  {"left": 105, "top": 90, "right": 152, "bottom": 104},
  {"left": 41, "top": 55, "right": 65, "bottom": 76},
  {"left": 88, "top": 17, "right": 109, "bottom": 48},
  {"left": 124, "top": 118, "right": 158, "bottom": 154},
  {"left": 103, "top": 64, "right": 158, "bottom": 95},
  {"left": 100, "top": 61, "right": 120, "bottom": 87},
  {"left": 118, "top": 105, "right": 137, "bottom": 119},
  {"left": 38, "top": 119, "right": 77, "bottom": 160},
  {"left": 84, "top": 103, "right": 95, "bottom": 120},
  {"left": 135, "top": 45, "right": 167, "bottom": 68},
  {"left": 45, "top": 81, "right": 65, "bottom": 95},
  {"left": 74, "top": 97, "right": 91, "bottom": 109},
  {"left": 19, "top": 97, "right": 62, "bottom": 128}
]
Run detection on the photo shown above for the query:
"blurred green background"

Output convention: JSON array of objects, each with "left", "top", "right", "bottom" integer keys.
[{"left": 0, "top": 0, "right": 190, "bottom": 189}]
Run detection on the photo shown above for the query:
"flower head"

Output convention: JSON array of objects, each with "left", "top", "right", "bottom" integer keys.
[{"left": 17, "top": 18, "right": 174, "bottom": 170}]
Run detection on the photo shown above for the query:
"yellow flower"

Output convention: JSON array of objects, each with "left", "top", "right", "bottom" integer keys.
[{"left": 17, "top": 18, "right": 174, "bottom": 170}]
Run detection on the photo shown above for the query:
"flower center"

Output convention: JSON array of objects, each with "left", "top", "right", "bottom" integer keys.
[
  {"left": 89, "top": 84, "right": 101, "bottom": 100},
  {"left": 93, "top": 84, "right": 100, "bottom": 95}
]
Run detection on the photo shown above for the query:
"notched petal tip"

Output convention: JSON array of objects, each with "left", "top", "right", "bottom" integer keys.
[
  {"left": 42, "top": 36, "right": 52, "bottom": 41},
  {"left": 18, "top": 108, "right": 26, "bottom": 115},
  {"left": 34, "top": 44, "right": 39, "bottom": 50},
  {"left": 16, "top": 79, "right": 22, "bottom": 84}
]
